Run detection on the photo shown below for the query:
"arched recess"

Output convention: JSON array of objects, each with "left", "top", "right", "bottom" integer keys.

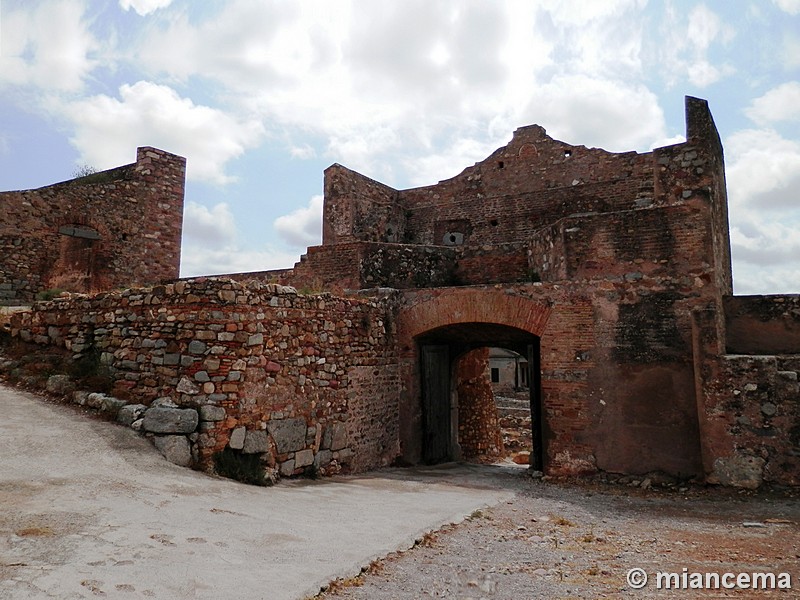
[{"left": 396, "top": 290, "right": 552, "bottom": 469}]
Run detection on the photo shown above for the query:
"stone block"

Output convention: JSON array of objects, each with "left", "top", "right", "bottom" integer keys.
[
  {"left": 154, "top": 435, "right": 192, "bottom": 467},
  {"left": 295, "top": 448, "right": 314, "bottom": 468},
  {"left": 279, "top": 459, "right": 295, "bottom": 477},
  {"left": 199, "top": 405, "right": 226, "bottom": 422},
  {"left": 710, "top": 455, "right": 765, "bottom": 490},
  {"left": 243, "top": 430, "right": 269, "bottom": 454},
  {"left": 46, "top": 374, "right": 74, "bottom": 395},
  {"left": 314, "top": 449, "right": 333, "bottom": 469},
  {"left": 188, "top": 340, "right": 206, "bottom": 355},
  {"left": 117, "top": 403, "right": 147, "bottom": 426},
  {"left": 72, "top": 390, "right": 90, "bottom": 406},
  {"left": 334, "top": 448, "right": 353, "bottom": 464},
  {"left": 142, "top": 407, "right": 199, "bottom": 434},
  {"left": 267, "top": 418, "right": 307, "bottom": 454},
  {"left": 100, "top": 396, "right": 128, "bottom": 417},
  {"left": 176, "top": 376, "right": 200, "bottom": 394},
  {"left": 86, "top": 392, "right": 106, "bottom": 409},
  {"left": 329, "top": 422, "right": 348, "bottom": 452},
  {"left": 229, "top": 426, "right": 246, "bottom": 450}
]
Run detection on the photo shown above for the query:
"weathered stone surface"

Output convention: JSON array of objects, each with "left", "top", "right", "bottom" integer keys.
[
  {"left": 268, "top": 418, "right": 307, "bottom": 454},
  {"left": 0, "top": 147, "right": 184, "bottom": 305},
  {"left": 228, "top": 426, "right": 246, "bottom": 450},
  {"left": 198, "top": 405, "right": 226, "bottom": 422},
  {"left": 176, "top": 376, "right": 200, "bottom": 394},
  {"left": 151, "top": 397, "right": 177, "bottom": 408},
  {"left": 279, "top": 459, "right": 295, "bottom": 477},
  {"left": 314, "top": 449, "right": 333, "bottom": 469},
  {"left": 142, "top": 407, "right": 199, "bottom": 434},
  {"left": 329, "top": 422, "right": 348, "bottom": 452},
  {"left": 242, "top": 430, "right": 268, "bottom": 454},
  {"left": 295, "top": 448, "right": 314, "bottom": 468},
  {"left": 118, "top": 403, "right": 147, "bottom": 426},
  {"left": 46, "top": 374, "right": 74, "bottom": 395},
  {"left": 72, "top": 390, "right": 90, "bottom": 406},
  {"left": 188, "top": 340, "right": 206, "bottom": 355},
  {"left": 99, "top": 396, "right": 128, "bottom": 417},
  {"left": 710, "top": 455, "right": 765, "bottom": 490},
  {"left": 86, "top": 392, "right": 106, "bottom": 409},
  {"left": 154, "top": 435, "right": 192, "bottom": 467}
]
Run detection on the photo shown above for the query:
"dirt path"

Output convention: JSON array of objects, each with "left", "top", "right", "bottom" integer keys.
[
  {"left": 319, "top": 467, "right": 800, "bottom": 598},
  {"left": 0, "top": 384, "right": 511, "bottom": 600}
]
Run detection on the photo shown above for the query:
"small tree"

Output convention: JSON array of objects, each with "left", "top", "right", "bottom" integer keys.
[{"left": 73, "top": 164, "right": 98, "bottom": 178}]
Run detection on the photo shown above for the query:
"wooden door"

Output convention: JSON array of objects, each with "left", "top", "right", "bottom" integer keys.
[{"left": 421, "top": 345, "right": 451, "bottom": 464}]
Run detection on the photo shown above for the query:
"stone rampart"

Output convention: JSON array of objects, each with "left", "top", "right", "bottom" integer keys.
[{"left": 10, "top": 278, "right": 400, "bottom": 477}]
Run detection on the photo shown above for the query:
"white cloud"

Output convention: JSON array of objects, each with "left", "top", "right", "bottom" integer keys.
[
  {"left": 180, "top": 245, "right": 301, "bottom": 279},
  {"left": 59, "top": 81, "right": 264, "bottom": 184},
  {"left": 274, "top": 195, "right": 323, "bottom": 248},
  {"left": 725, "top": 128, "right": 800, "bottom": 209},
  {"left": 772, "top": 0, "right": 800, "bottom": 15},
  {"left": 725, "top": 127, "right": 800, "bottom": 294},
  {"left": 290, "top": 144, "right": 317, "bottom": 160},
  {"left": 660, "top": 3, "right": 735, "bottom": 88},
  {"left": 745, "top": 82, "right": 800, "bottom": 125},
  {"left": 520, "top": 76, "right": 667, "bottom": 152},
  {"left": 785, "top": 32, "right": 800, "bottom": 69},
  {"left": 119, "top": 0, "right": 173, "bottom": 16},
  {"left": 131, "top": 0, "right": 666, "bottom": 188},
  {"left": 182, "top": 201, "right": 237, "bottom": 249},
  {"left": 0, "top": 0, "right": 97, "bottom": 92},
  {"left": 181, "top": 200, "right": 300, "bottom": 277}
]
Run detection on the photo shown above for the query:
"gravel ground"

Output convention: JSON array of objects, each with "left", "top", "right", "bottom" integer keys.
[{"left": 317, "top": 463, "right": 800, "bottom": 599}]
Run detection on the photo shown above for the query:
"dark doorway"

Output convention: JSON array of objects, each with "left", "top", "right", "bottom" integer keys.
[
  {"left": 421, "top": 345, "right": 451, "bottom": 464},
  {"left": 418, "top": 323, "right": 544, "bottom": 470}
]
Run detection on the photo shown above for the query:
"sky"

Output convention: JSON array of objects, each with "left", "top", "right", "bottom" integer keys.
[{"left": 1, "top": 0, "right": 798, "bottom": 294}]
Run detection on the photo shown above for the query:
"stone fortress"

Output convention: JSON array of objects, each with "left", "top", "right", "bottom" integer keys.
[{"left": 2, "top": 97, "right": 798, "bottom": 488}]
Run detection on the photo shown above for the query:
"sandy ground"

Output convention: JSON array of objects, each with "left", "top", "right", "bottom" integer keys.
[
  {"left": 2, "top": 382, "right": 799, "bottom": 599},
  {"left": 320, "top": 466, "right": 800, "bottom": 599},
  {"left": 0, "top": 384, "right": 511, "bottom": 600}
]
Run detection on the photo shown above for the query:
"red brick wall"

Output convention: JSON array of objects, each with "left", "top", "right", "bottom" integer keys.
[{"left": 0, "top": 147, "right": 185, "bottom": 304}]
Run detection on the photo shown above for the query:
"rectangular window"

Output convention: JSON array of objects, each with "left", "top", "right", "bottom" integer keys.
[{"left": 490, "top": 367, "right": 500, "bottom": 383}]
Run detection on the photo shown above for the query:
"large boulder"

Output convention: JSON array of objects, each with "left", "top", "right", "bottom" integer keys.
[
  {"left": 154, "top": 435, "right": 192, "bottom": 467},
  {"left": 267, "top": 418, "right": 307, "bottom": 454},
  {"left": 143, "top": 406, "right": 199, "bottom": 434}
]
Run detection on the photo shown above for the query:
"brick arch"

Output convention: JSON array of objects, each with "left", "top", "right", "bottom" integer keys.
[{"left": 397, "top": 289, "right": 553, "bottom": 345}]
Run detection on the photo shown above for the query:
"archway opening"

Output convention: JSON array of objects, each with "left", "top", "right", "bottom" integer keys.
[{"left": 416, "top": 322, "right": 543, "bottom": 470}]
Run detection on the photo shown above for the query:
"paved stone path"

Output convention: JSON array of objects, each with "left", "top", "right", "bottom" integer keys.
[{"left": 0, "top": 384, "right": 512, "bottom": 599}]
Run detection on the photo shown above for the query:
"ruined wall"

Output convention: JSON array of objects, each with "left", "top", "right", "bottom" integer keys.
[
  {"left": 0, "top": 147, "right": 185, "bottom": 305},
  {"left": 724, "top": 295, "right": 800, "bottom": 355},
  {"left": 294, "top": 97, "right": 730, "bottom": 300},
  {"left": 322, "top": 165, "right": 403, "bottom": 245},
  {"left": 10, "top": 278, "right": 400, "bottom": 476},
  {"left": 693, "top": 307, "right": 800, "bottom": 488}
]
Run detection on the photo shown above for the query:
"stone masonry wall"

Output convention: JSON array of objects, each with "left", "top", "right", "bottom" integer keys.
[
  {"left": 10, "top": 278, "right": 399, "bottom": 477},
  {"left": 693, "top": 306, "right": 800, "bottom": 488},
  {"left": 0, "top": 147, "right": 185, "bottom": 305},
  {"left": 724, "top": 295, "right": 800, "bottom": 355},
  {"left": 455, "top": 348, "right": 503, "bottom": 460}
]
